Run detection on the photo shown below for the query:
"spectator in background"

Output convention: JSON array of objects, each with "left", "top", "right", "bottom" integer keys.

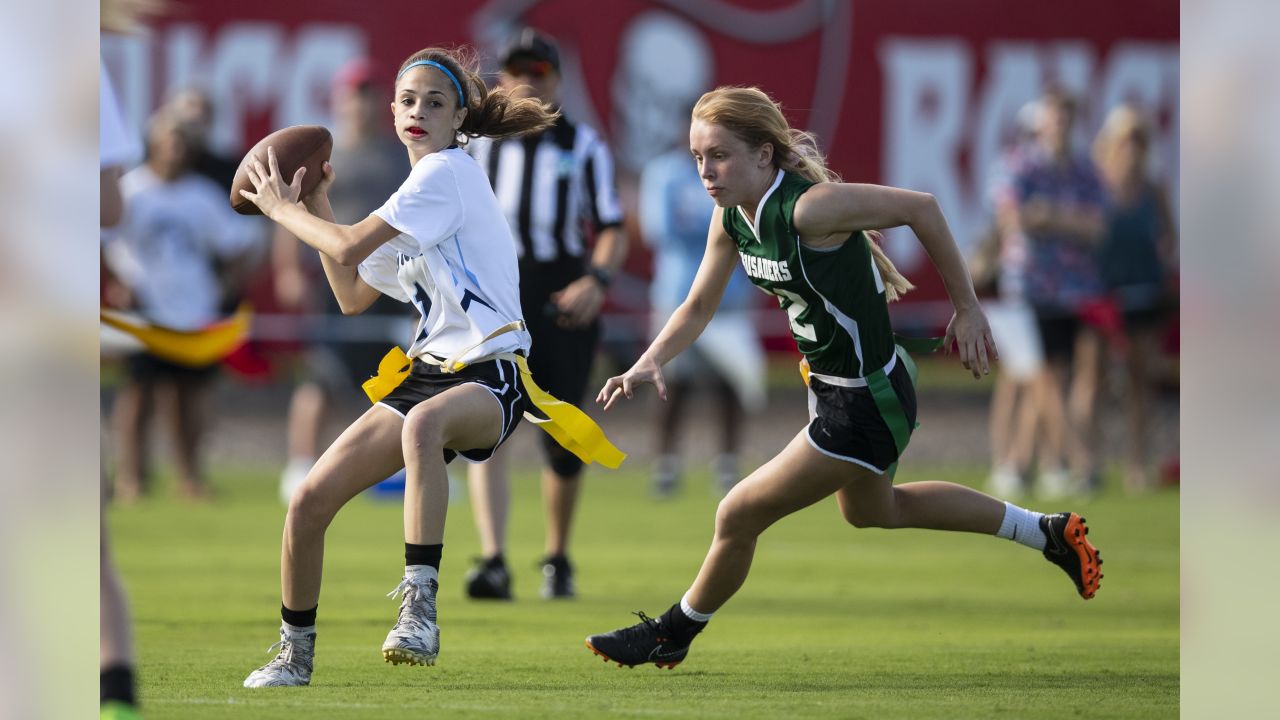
[
  {"left": 639, "top": 112, "right": 764, "bottom": 498},
  {"left": 103, "top": 109, "right": 260, "bottom": 502},
  {"left": 275, "top": 58, "right": 411, "bottom": 504},
  {"left": 166, "top": 87, "right": 240, "bottom": 192},
  {"left": 1013, "top": 88, "right": 1106, "bottom": 497},
  {"left": 1092, "top": 104, "right": 1178, "bottom": 493},
  {"left": 981, "top": 100, "right": 1044, "bottom": 498},
  {"left": 465, "top": 29, "right": 629, "bottom": 600}
]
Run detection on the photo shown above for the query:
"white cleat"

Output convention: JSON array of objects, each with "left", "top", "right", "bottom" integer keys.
[
  {"left": 382, "top": 576, "right": 440, "bottom": 666},
  {"left": 243, "top": 628, "right": 315, "bottom": 687}
]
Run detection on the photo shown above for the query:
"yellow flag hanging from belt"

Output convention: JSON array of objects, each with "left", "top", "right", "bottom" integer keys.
[
  {"left": 362, "top": 343, "right": 626, "bottom": 470},
  {"left": 512, "top": 355, "right": 626, "bottom": 469}
]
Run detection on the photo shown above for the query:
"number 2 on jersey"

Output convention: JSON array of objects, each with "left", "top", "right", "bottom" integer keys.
[{"left": 771, "top": 288, "right": 817, "bottom": 342}]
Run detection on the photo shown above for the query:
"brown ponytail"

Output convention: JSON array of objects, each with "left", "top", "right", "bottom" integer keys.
[
  {"left": 396, "top": 46, "right": 559, "bottom": 145},
  {"left": 693, "top": 87, "right": 914, "bottom": 301}
]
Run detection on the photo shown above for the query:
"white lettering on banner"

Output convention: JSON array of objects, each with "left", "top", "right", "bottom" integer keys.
[
  {"left": 878, "top": 39, "right": 972, "bottom": 275},
  {"left": 101, "top": 23, "right": 367, "bottom": 155},
  {"left": 877, "top": 38, "right": 1180, "bottom": 275}
]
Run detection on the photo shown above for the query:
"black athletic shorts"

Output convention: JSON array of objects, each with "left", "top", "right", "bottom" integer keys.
[
  {"left": 377, "top": 355, "right": 525, "bottom": 464},
  {"left": 124, "top": 352, "right": 219, "bottom": 384},
  {"left": 805, "top": 356, "right": 917, "bottom": 475},
  {"left": 1033, "top": 310, "right": 1082, "bottom": 362}
]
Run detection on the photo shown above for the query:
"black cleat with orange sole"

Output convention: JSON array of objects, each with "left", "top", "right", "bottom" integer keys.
[
  {"left": 585, "top": 612, "right": 692, "bottom": 669},
  {"left": 1040, "top": 512, "right": 1103, "bottom": 599}
]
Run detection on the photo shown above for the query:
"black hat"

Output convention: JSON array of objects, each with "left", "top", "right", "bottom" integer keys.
[{"left": 502, "top": 28, "right": 561, "bottom": 73}]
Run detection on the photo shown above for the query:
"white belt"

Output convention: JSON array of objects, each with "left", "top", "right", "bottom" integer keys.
[{"left": 808, "top": 353, "right": 897, "bottom": 388}]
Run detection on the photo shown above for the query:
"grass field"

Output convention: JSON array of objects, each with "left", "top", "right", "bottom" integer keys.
[{"left": 109, "top": 462, "right": 1179, "bottom": 719}]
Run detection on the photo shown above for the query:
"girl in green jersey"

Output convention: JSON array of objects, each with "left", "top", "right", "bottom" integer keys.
[{"left": 586, "top": 87, "right": 1103, "bottom": 670}]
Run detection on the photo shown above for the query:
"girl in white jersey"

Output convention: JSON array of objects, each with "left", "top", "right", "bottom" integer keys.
[
  {"left": 236, "top": 47, "right": 558, "bottom": 687},
  {"left": 585, "top": 87, "right": 1103, "bottom": 670}
]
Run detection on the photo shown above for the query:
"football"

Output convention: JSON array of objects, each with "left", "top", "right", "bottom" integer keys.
[{"left": 230, "top": 125, "right": 333, "bottom": 215}]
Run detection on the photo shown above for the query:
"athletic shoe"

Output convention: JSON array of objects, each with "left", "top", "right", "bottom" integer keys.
[
  {"left": 1037, "top": 468, "right": 1075, "bottom": 499},
  {"left": 585, "top": 611, "right": 692, "bottom": 669},
  {"left": 713, "top": 453, "right": 739, "bottom": 496},
  {"left": 243, "top": 627, "right": 315, "bottom": 687},
  {"left": 1040, "top": 512, "right": 1104, "bottom": 599},
  {"left": 540, "top": 555, "right": 575, "bottom": 599},
  {"left": 988, "top": 463, "right": 1023, "bottom": 498},
  {"left": 651, "top": 455, "right": 681, "bottom": 499},
  {"left": 382, "top": 576, "right": 439, "bottom": 666},
  {"left": 464, "top": 556, "right": 512, "bottom": 600},
  {"left": 279, "top": 457, "right": 313, "bottom": 506}
]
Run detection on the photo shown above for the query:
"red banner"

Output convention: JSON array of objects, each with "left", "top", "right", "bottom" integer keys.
[{"left": 103, "top": 0, "right": 1178, "bottom": 335}]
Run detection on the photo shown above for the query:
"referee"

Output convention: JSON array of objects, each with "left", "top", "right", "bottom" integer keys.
[{"left": 464, "top": 30, "right": 629, "bottom": 600}]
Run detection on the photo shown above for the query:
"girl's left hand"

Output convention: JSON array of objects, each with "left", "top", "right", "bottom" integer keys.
[
  {"left": 239, "top": 147, "right": 306, "bottom": 220},
  {"left": 943, "top": 305, "right": 999, "bottom": 379}
]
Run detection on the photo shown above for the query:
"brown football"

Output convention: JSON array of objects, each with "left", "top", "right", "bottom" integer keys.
[{"left": 230, "top": 125, "right": 333, "bottom": 215}]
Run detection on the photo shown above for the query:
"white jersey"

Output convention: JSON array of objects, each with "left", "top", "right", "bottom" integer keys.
[
  {"left": 362, "top": 147, "right": 531, "bottom": 365},
  {"left": 102, "top": 167, "right": 259, "bottom": 330}
]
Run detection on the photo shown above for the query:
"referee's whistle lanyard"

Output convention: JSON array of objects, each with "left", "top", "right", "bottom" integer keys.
[
  {"left": 799, "top": 334, "right": 945, "bottom": 479},
  {"left": 361, "top": 321, "right": 627, "bottom": 470}
]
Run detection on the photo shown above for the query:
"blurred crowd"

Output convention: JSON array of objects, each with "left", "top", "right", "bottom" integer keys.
[
  {"left": 972, "top": 88, "right": 1179, "bottom": 500},
  {"left": 98, "top": 38, "right": 1179, "bottom": 512}
]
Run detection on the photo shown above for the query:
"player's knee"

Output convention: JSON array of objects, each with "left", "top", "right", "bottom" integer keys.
[
  {"left": 841, "top": 503, "right": 900, "bottom": 529},
  {"left": 287, "top": 482, "right": 337, "bottom": 535},
  {"left": 713, "top": 495, "right": 762, "bottom": 542},
  {"left": 402, "top": 403, "right": 446, "bottom": 452},
  {"left": 843, "top": 507, "right": 882, "bottom": 529}
]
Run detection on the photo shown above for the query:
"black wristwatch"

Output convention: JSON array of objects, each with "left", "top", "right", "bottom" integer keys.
[{"left": 585, "top": 265, "right": 612, "bottom": 289}]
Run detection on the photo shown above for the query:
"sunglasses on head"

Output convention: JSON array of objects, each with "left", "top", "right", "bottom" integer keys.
[{"left": 504, "top": 59, "right": 553, "bottom": 79}]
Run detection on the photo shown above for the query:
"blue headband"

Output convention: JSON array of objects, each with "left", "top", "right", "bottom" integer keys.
[{"left": 397, "top": 59, "right": 466, "bottom": 106}]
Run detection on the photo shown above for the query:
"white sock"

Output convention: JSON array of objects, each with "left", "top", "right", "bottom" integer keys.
[
  {"left": 405, "top": 565, "right": 439, "bottom": 584},
  {"left": 679, "top": 592, "right": 714, "bottom": 623},
  {"left": 281, "top": 620, "right": 315, "bottom": 638},
  {"left": 996, "top": 502, "right": 1046, "bottom": 551}
]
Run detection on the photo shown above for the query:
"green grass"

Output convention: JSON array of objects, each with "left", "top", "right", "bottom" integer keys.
[{"left": 110, "top": 463, "right": 1178, "bottom": 719}]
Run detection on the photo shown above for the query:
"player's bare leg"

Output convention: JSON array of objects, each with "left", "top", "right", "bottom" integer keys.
[
  {"left": 384, "top": 384, "right": 504, "bottom": 666},
  {"left": 245, "top": 406, "right": 404, "bottom": 688}
]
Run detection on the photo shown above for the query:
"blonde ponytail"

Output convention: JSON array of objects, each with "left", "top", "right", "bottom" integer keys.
[{"left": 693, "top": 87, "right": 913, "bottom": 301}]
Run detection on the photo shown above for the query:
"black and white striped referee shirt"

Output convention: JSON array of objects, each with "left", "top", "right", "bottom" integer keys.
[{"left": 468, "top": 115, "right": 623, "bottom": 297}]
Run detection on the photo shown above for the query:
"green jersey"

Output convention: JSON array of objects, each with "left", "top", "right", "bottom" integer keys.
[{"left": 723, "top": 171, "right": 896, "bottom": 378}]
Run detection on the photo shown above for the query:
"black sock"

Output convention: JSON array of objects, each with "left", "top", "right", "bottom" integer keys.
[
  {"left": 543, "top": 553, "right": 570, "bottom": 571},
  {"left": 280, "top": 603, "right": 317, "bottom": 628},
  {"left": 405, "top": 542, "right": 442, "bottom": 569},
  {"left": 101, "top": 664, "right": 136, "bottom": 706},
  {"left": 660, "top": 602, "right": 707, "bottom": 643}
]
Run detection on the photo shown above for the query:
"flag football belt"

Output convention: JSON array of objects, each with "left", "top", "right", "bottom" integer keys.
[
  {"left": 100, "top": 305, "right": 251, "bottom": 367},
  {"left": 361, "top": 320, "right": 626, "bottom": 470},
  {"left": 799, "top": 334, "right": 944, "bottom": 478}
]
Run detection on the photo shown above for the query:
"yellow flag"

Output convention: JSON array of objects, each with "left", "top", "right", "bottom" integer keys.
[
  {"left": 100, "top": 306, "right": 250, "bottom": 367},
  {"left": 514, "top": 355, "right": 626, "bottom": 469},
  {"left": 362, "top": 347, "right": 414, "bottom": 404}
]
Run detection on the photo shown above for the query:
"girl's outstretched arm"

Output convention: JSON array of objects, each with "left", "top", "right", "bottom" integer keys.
[
  {"left": 793, "top": 183, "right": 997, "bottom": 378},
  {"left": 598, "top": 207, "right": 737, "bottom": 410}
]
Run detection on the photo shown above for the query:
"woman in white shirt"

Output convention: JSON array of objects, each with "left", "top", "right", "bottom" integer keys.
[{"left": 237, "top": 46, "right": 557, "bottom": 687}]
